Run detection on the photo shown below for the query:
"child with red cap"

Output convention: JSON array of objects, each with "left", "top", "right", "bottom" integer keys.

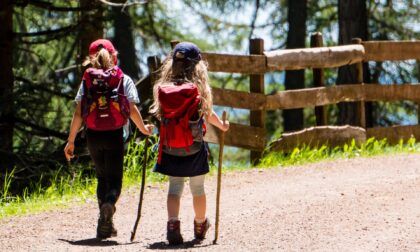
[{"left": 64, "top": 38, "right": 154, "bottom": 239}]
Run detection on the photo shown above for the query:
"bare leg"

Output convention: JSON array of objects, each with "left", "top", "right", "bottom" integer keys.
[
  {"left": 193, "top": 194, "right": 206, "bottom": 221},
  {"left": 167, "top": 194, "right": 181, "bottom": 219}
]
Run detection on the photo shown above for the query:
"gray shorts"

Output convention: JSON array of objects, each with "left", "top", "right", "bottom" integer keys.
[{"left": 168, "top": 175, "right": 206, "bottom": 197}]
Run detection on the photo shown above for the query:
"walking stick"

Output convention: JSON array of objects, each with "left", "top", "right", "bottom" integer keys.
[
  {"left": 213, "top": 111, "right": 227, "bottom": 244},
  {"left": 130, "top": 135, "right": 150, "bottom": 242}
]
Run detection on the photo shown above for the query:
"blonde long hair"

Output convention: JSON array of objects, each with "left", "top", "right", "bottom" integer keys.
[
  {"left": 82, "top": 48, "right": 116, "bottom": 70},
  {"left": 149, "top": 56, "right": 213, "bottom": 119}
]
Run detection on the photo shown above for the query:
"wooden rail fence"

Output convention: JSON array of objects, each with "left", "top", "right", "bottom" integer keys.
[{"left": 144, "top": 38, "right": 420, "bottom": 162}]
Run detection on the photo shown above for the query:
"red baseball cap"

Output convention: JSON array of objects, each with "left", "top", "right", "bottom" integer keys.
[{"left": 88, "top": 39, "right": 116, "bottom": 56}]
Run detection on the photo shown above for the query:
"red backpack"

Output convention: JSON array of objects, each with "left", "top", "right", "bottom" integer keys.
[
  {"left": 158, "top": 82, "right": 206, "bottom": 163},
  {"left": 81, "top": 66, "right": 130, "bottom": 131}
]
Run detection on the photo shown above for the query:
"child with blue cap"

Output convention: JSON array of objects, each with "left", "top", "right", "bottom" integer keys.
[{"left": 150, "top": 42, "right": 229, "bottom": 245}]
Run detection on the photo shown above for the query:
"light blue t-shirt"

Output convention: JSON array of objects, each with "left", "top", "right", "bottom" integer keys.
[{"left": 75, "top": 74, "right": 140, "bottom": 141}]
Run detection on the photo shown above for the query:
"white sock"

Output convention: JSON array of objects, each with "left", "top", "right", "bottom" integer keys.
[
  {"left": 194, "top": 217, "right": 206, "bottom": 224},
  {"left": 169, "top": 217, "right": 179, "bottom": 222}
]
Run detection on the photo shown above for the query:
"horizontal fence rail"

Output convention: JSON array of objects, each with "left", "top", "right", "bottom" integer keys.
[
  {"left": 264, "top": 45, "right": 364, "bottom": 71},
  {"left": 214, "top": 84, "right": 420, "bottom": 111},
  {"left": 202, "top": 52, "right": 266, "bottom": 74},
  {"left": 212, "top": 87, "right": 266, "bottom": 110},
  {"left": 204, "top": 123, "right": 267, "bottom": 151},
  {"left": 362, "top": 41, "right": 420, "bottom": 61},
  {"left": 202, "top": 41, "right": 420, "bottom": 74}
]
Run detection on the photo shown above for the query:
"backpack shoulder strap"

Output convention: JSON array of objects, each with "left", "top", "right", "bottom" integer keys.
[
  {"left": 116, "top": 75, "right": 125, "bottom": 94},
  {"left": 82, "top": 68, "right": 94, "bottom": 88}
]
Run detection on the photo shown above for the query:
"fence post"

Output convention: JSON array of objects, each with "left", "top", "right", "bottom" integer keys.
[
  {"left": 352, "top": 38, "right": 366, "bottom": 128},
  {"left": 249, "top": 38, "right": 265, "bottom": 164},
  {"left": 170, "top": 40, "right": 180, "bottom": 49},
  {"left": 147, "top": 56, "right": 161, "bottom": 87},
  {"left": 310, "top": 32, "right": 327, "bottom": 126}
]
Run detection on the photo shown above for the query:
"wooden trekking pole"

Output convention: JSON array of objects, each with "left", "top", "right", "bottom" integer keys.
[
  {"left": 213, "top": 111, "right": 227, "bottom": 244},
  {"left": 130, "top": 135, "right": 150, "bottom": 242}
]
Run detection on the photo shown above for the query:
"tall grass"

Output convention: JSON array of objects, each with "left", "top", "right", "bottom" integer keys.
[
  {"left": 0, "top": 164, "right": 97, "bottom": 218},
  {"left": 1, "top": 136, "right": 419, "bottom": 219},
  {"left": 123, "top": 134, "right": 167, "bottom": 185}
]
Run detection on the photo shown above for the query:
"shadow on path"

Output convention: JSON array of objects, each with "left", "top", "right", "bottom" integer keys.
[
  {"left": 58, "top": 238, "right": 135, "bottom": 247},
  {"left": 147, "top": 239, "right": 213, "bottom": 250}
]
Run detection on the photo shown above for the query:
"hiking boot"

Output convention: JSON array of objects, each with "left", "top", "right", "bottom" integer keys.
[
  {"left": 194, "top": 218, "right": 210, "bottom": 240},
  {"left": 96, "top": 203, "right": 116, "bottom": 239},
  {"left": 167, "top": 220, "right": 183, "bottom": 245}
]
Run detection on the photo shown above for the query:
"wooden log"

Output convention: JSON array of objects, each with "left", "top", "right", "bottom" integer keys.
[
  {"left": 265, "top": 44, "right": 365, "bottom": 71},
  {"left": 372, "top": 83, "right": 414, "bottom": 101},
  {"left": 366, "top": 125, "right": 420, "bottom": 144},
  {"left": 362, "top": 41, "right": 420, "bottom": 61},
  {"left": 364, "top": 84, "right": 420, "bottom": 102},
  {"left": 266, "top": 84, "right": 365, "bottom": 110},
  {"left": 202, "top": 52, "right": 266, "bottom": 74},
  {"left": 268, "top": 125, "right": 366, "bottom": 153},
  {"left": 265, "top": 83, "right": 420, "bottom": 111},
  {"left": 212, "top": 87, "right": 266, "bottom": 110},
  {"left": 204, "top": 123, "right": 266, "bottom": 151}
]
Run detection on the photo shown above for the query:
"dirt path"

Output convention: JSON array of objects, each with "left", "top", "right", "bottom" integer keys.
[{"left": 1, "top": 153, "right": 419, "bottom": 251}]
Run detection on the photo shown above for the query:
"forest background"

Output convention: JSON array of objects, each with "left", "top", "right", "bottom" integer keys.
[{"left": 0, "top": 0, "right": 419, "bottom": 194}]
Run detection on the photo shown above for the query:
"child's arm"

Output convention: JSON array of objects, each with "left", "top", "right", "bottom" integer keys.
[
  {"left": 206, "top": 110, "right": 229, "bottom": 132},
  {"left": 64, "top": 102, "right": 83, "bottom": 161},
  {"left": 129, "top": 103, "right": 154, "bottom": 135}
]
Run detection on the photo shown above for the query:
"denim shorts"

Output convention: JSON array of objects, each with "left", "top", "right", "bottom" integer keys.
[{"left": 168, "top": 175, "right": 206, "bottom": 196}]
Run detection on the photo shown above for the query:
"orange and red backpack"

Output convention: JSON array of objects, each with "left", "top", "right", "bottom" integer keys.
[{"left": 81, "top": 66, "right": 130, "bottom": 131}]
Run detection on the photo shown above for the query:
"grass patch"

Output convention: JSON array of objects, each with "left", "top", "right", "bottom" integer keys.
[
  {"left": 259, "top": 137, "right": 420, "bottom": 168},
  {"left": 1, "top": 137, "right": 419, "bottom": 219},
  {"left": 0, "top": 166, "right": 96, "bottom": 218}
]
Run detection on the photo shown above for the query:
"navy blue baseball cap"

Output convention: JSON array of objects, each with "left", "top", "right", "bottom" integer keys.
[{"left": 173, "top": 42, "right": 202, "bottom": 62}]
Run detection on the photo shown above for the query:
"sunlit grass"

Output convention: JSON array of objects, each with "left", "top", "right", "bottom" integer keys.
[
  {"left": 259, "top": 137, "right": 420, "bottom": 168},
  {"left": 1, "top": 136, "right": 419, "bottom": 219},
  {"left": 0, "top": 166, "right": 96, "bottom": 218}
]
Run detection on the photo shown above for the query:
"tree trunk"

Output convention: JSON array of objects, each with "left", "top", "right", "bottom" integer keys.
[
  {"left": 283, "top": 0, "right": 307, "bottom": 132},
  {"left": 77, "top": 0, "right": 104, "bottom": 83},
  {"left": 0, "top": 0, "right": 14, "bottom": 172},
  {"left": 112, "top": 6, "right": 142, "bottom": 81},
  {"left": 337, "top": 0, "right": 370, "bottom": 126},
  {"left": 68, "top": 1, "right": 104, "bottom": 154}
]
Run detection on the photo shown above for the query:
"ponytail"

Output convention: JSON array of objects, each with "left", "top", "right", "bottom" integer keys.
[{"left": 83, "top": 48, "right": 115, "bottom": 70}]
